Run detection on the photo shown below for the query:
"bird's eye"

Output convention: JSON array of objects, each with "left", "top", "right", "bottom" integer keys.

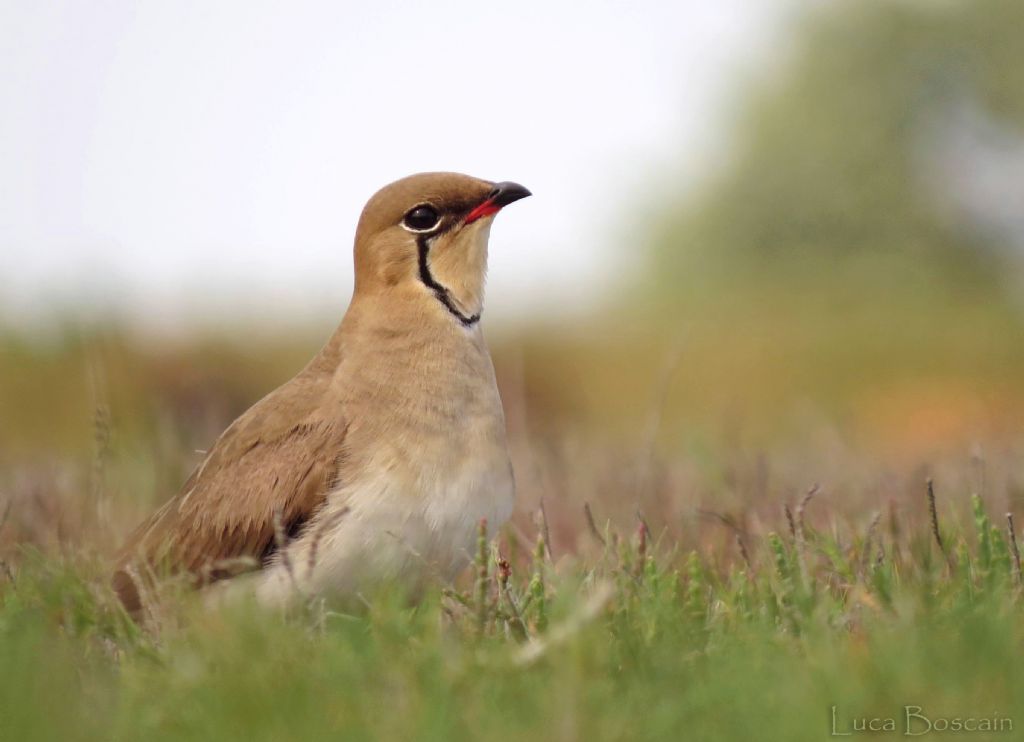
[{"left": 402, "top": 205, "right": 441, "bottom": 232}]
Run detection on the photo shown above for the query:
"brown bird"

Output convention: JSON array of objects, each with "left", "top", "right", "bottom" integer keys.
[{"left": 114, "top": 172, "right": 531, "bottom": 612}]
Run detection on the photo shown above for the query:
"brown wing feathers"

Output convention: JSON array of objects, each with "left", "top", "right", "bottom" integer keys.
[{"left": 113, "top": 366, "right": 347, "bottom": 613}]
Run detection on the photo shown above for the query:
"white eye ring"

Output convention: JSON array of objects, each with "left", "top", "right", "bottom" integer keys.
[{"left": 401, "top": 204, "right": 441, "bottom": 233}]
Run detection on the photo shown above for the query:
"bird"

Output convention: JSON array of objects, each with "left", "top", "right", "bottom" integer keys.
[{"left": 113, "top": 172, "right": 531, "bottom": 614}]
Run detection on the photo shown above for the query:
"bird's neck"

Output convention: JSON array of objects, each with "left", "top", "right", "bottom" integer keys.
[{"left": 309, "top": 286, "right": 487, "bottom": 375}]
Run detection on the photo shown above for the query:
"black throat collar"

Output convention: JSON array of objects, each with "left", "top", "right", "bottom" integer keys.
[{"left": 416, "top": 234, "right": 481, "bottom": 328}]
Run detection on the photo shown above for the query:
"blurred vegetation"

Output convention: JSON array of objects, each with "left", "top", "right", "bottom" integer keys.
[
  {"left": 658, "top": 0, "right": 1024, "bottom": 286},
  {"left": 620, "top": 0, "right": 1024, "bottom": 448}
]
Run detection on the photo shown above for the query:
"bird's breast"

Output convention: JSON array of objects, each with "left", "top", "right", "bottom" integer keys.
[{"left": 275, "top": 333, "right": 515, "bottom": 599}]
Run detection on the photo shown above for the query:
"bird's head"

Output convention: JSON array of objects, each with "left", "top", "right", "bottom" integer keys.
[{"left": 352, "top": 172, "right": 531, "bottom": 327}]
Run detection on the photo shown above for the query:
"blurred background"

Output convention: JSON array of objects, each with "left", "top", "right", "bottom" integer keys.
[{"left": 3, "top": 0, "right": 1023, "bottom": 556}]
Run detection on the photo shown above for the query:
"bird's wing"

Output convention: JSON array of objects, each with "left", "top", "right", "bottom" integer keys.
[{"left": 114, "top": 378, "right": 347, "bottom": 612}]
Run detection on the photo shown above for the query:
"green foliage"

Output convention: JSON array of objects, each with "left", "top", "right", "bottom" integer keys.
[
  {"left": 655, "top": 0, "right": 1024, "bottom": 291},
  {"left": 624, "top": 0, "right": 1024, "bottom": 444},
  {"left": 3, "top": 489, "right": 1024, "bottom": 742}
]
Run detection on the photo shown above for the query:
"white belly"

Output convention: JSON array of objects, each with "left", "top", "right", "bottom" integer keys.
[{"left": 254, "top": 453, "right": 514, "bottom": 606}]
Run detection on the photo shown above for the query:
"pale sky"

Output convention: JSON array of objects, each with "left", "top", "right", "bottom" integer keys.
[{"left": 1, "top": 1, "right": 789, "bottom": 331}]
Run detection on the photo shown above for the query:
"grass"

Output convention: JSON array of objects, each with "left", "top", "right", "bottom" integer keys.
[
  {"left": 2, "top": 476, "right": 1024, "bottom": 742},
  {"left": 2, "top": 322, "right": 1024, "bottom": 740}
]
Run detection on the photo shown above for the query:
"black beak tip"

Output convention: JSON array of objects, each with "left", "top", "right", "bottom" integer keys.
[{"left": 489, "top": 181, "right": 532, "bottom": 208}]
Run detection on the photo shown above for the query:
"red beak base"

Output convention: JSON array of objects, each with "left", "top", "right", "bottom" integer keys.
[
  {"left": 464, "top": 200, "right": 502, "bottom": 224},
  {"left": 464, "top": 181, "right": 532, "bottom": 224}
]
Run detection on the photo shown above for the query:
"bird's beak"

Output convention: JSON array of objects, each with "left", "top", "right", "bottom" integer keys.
[{"left": 464, "top": 181, "right": 532, "bottom": 224}]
